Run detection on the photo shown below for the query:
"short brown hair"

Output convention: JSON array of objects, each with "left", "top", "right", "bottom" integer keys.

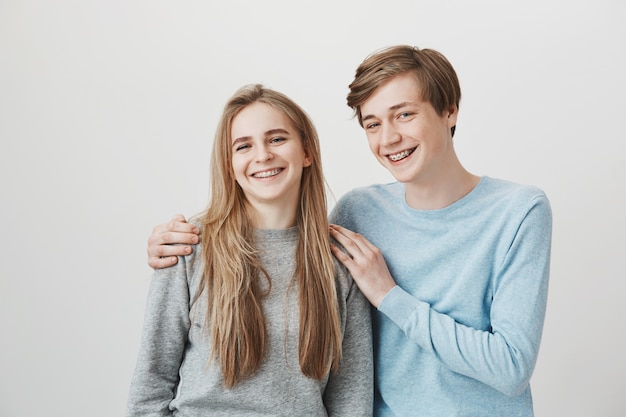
[{"left": 347, "top": 45, "right": 461, "bottom": 136}]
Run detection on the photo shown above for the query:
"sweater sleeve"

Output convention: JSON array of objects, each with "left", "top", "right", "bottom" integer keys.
[
  {"left": 323, "top": 274, "right": 374, "bottom": 416},
  {"left": 126, "top": 256, "right": 192, "bottom": 416},
  {"left": 378, "top": 195, "right": 552, "bottom": 396}
]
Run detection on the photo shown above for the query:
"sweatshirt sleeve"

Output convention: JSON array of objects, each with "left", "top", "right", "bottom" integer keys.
[
  {"left": 378, "top": 195, "right": 552, "bottom": 396},
  {"left": 323, "top": 273, "right": 374, "bottom": 416},
  {"left": 126, "top": 256, "right": 192, "bottom": 416}
]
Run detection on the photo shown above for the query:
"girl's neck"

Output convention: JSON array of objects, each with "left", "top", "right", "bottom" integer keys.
[{"left": 246, "top": 202, "right": 298, "bottom": 229}]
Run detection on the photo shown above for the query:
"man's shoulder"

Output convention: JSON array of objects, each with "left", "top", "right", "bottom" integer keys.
[
  {"left": 480, "top": 176, "right": 548, "bottom": 202},
  {"left": 331, "top": 182, "right": 400, "bottom": 224},
  {"left": 476, "top": 177, "right": 551, "bottom": 223},
  {"left": 341, "top": 181, "right": 402, "bottom": 201}
]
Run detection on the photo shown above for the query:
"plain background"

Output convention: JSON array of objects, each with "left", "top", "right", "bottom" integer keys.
[{"left": 1, "top": 1, "right": 625, "bottom": 416}]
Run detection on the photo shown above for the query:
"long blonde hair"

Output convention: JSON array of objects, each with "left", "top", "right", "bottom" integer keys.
[{"left": 199, "top": 84, "right": 342, "bottom": 387}]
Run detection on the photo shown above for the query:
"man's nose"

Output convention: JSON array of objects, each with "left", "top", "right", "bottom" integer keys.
[{"left": 381, "top": 123, "right": 401, "bottom": 146}]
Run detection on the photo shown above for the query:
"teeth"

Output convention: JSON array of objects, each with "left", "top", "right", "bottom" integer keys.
[
  {"left": 388, "top": 148, "right": 415, "bottom": 162},
  {"left": 253, "top": 168, "right": 282, "bottom": 178}
]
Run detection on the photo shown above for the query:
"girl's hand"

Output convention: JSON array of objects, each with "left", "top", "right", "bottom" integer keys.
[{"left": 329, "top": 224, "right": 396, "bottom": 308}]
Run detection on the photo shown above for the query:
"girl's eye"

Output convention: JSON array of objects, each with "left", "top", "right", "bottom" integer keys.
[
  {"left": 270, "top": 136, "right": 286, "bottom": 143},
  {"left": 235, "top": 144, "right": 250, "bottom": 152}
]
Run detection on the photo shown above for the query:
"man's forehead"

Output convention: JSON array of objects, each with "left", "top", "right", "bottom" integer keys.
[{"left": 361, "top": 74, "right": 422, "bottom": 110}]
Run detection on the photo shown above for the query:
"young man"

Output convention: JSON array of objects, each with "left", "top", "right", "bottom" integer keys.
[{"left": 146, "top": 46, "right": 552, "bottom": 416}]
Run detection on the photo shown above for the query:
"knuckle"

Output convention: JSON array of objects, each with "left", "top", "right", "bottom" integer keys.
[
  {"left": 161, "top": 233, "right": 174, "bottom": 244},
  {"left": 154, "top": 245, "right": 168, "bottom": 257}
]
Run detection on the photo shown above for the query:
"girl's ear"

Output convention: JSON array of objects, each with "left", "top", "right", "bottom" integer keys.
[{"left": 303, "top": 153, "right": 312, "bottom": 167}]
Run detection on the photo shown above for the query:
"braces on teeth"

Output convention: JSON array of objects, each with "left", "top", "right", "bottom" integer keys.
[
  {"left": 254, "top": 169, "right": 281, "bottom": 178},
  {"left": 389, "top": 149, "right": 413, "bottom": 161}
]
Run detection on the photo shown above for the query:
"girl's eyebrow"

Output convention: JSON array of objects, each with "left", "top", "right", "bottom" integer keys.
[
  {"left": 232, "top": 128, "right": 291, "bottom": 145},
  {"left": 265, "top": 128, "right": 290, "bottom": 137},
  {"left": 232, "top": 136, "right": 249, "bottom": 147}
]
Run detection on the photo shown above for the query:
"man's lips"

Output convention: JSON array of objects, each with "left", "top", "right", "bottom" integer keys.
[{"left": 387, "top": 147, "right": 416, "bottom": 162}]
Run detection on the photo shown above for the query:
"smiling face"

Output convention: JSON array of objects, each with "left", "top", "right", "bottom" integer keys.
[
  {"left": 360, "top": 72, "right": 458, "bottom": 187},
  {"left": 230, "top": 101, "right": 311, "bottom": 215}
]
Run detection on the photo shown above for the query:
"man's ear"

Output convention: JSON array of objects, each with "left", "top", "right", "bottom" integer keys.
[
  {"left": 446, "top": 105, "right": 458, "bottom": 127},
  {"left": 447, "top": 105, "right": 458, "bottom": 137}
]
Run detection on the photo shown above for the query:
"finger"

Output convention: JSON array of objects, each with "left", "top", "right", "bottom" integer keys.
[
  {"left": 329, "top": 224, "right": 358, "bottom": 238},
  {"left": 151, "top": 215, "right": 199, "bottom": 235},
  {"left": 330, "top": 243, "right": 355, "bottom": 267},
  {"left": 168, "top": 214, "right": 200, "bottom": 234},
  {"left": 148, "top": 255, "right": 179, "bottom": 269},
  {"left": 171, "top": 213, "right": 188, "bottom": 223},
  {"left": 329, "top": 224, "right": 365, "bottom": 246},
  {"left": 157, "top": 231, "right": 199, "bottom": 246},
  {"left": 331, "top": 243, "right": 369, "bottom": 282},
  {"left": 330, "top": 224, "right": 378, "bottom": 253},
  {"left": 147, "top": 230, "right": 199, "bottom": 254},
  {"left": 148, "top": 242, "right": 194, "bottom": 259},
  {"left": 329, "top": 226, "right": 365, "bottom": 258}
]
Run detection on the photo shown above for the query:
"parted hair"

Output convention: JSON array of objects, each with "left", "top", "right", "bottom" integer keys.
[
  {"left": 198, "top": 84, "right": 342, "bottom": 388},
  {"left": 347, "top": 45, "right": 462, "bottom": 136}
]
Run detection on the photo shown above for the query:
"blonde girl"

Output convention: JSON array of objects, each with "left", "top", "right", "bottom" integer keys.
[{"left": 127, "top": 84, "right": 373, "bottom": 416}]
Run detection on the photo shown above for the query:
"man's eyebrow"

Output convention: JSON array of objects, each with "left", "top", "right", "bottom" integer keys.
[
  {"left": 232, "top": 128, "right": 291, "bottom": 145},
  {"left": 390, "top": 101, "right": 416, "bottom": 111},
  {"left": 362, "top": 102, "right": 417, "bottom": 122}
]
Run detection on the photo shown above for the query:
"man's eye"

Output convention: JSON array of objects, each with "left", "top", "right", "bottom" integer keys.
[
  {"left": 399, "top": 112, "right": 412, "bottom": 119},
  {"left": 366, "top": 122, "right": 380, "bottom": 130}
]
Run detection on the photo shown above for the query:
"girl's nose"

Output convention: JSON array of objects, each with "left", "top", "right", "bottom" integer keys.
[{"left": 255, "top": 144, "right": 273, "bottom": 162}]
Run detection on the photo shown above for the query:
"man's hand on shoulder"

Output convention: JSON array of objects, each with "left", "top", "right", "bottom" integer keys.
[{"left": 147, "top": 214, "right": 200, "bottom": 269}]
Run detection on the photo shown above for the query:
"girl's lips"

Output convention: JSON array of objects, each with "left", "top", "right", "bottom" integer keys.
[{"left": 252, "top": 168, "right": 283, "bottom": 178}]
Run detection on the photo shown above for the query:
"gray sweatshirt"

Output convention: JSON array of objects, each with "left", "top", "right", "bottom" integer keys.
[{"left": 126, "top": 227, "right": 373, "bottom": 416}]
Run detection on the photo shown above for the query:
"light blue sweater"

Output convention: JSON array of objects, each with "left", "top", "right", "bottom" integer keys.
[{"left": 330, "top": 176, "right": 552, "bottom": 417}]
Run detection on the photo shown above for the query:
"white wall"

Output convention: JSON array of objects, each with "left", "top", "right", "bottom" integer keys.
[{"left": 1, "top": 1, "right": 624, "bottom": 415}]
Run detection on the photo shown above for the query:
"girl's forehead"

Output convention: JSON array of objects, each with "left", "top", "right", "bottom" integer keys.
[{"left": 231, "top": 103, "right": 293, "bottom": 140}]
